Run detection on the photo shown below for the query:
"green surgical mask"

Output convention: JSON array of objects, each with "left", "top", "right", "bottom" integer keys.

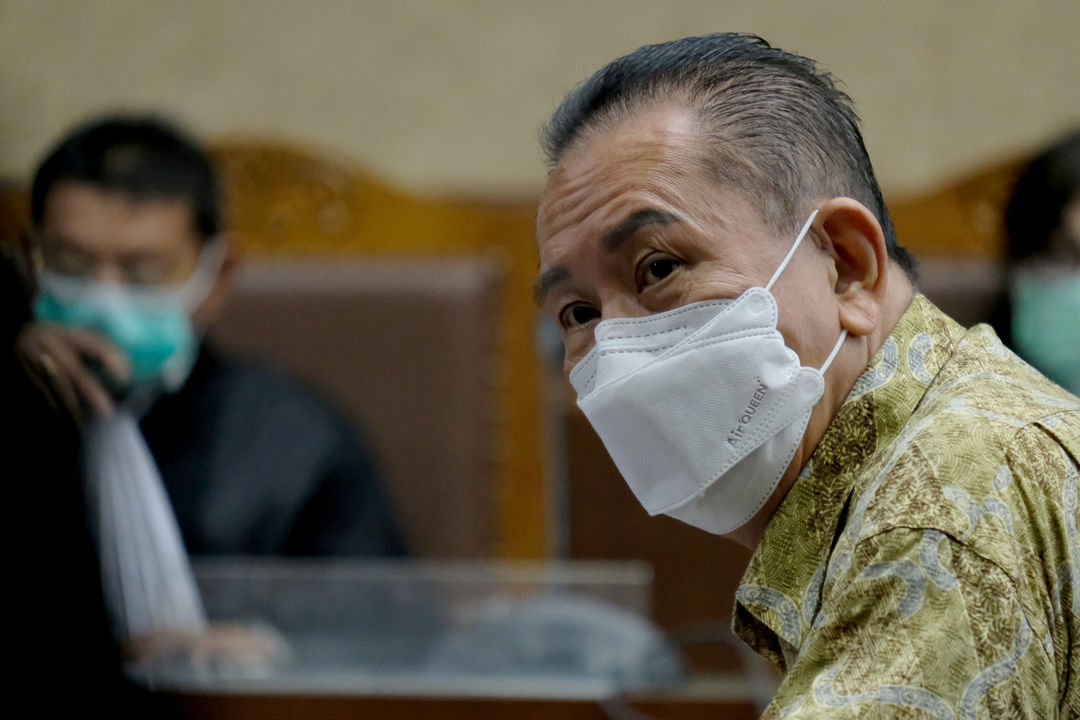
[
  {"left": 33, "top": 244, "right": 222, "bottom": 395},
  {"left": 1010, "top": 268, "right": 1080, "bottom": 395}
]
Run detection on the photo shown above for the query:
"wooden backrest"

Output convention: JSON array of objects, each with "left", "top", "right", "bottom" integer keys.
[
  {"left": 210, "top": 256, "right": 504, "bottom": 557},
  {"left": 207, "top": 139, "right": 546, "bottom": 558}
]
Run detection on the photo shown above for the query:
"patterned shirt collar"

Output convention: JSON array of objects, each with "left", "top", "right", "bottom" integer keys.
[{"left": 733, "top": 294, "right": 966, "bottom": 667}]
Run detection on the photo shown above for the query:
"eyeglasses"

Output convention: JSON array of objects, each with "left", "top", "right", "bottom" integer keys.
[{"left": 32, "top": 232, "right": 187, "bottom": 288}]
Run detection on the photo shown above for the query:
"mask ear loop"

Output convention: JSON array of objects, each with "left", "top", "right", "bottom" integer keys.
[
  {"left": 819, "top": 327, "right": 847, "bottom": 375},
  {"left": 762, "top": 209, "right": 848, "bottom": 374},
  {"left": 176, "top": 238, "right": 228, "bottom": 310},
  {"left": 765, "top": 209, "right": 818, "bottom": 292}
]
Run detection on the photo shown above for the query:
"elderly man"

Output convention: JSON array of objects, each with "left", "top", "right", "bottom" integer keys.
[{"left": 536, "top": 34, "right": 1078, "bottom": 717}]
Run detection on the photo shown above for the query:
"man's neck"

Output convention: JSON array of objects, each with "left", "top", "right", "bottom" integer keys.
[{"left": 726, "top": 265, "right": 915, "bottom": 550}]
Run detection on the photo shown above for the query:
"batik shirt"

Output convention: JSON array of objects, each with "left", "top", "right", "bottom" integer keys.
[{"left": 734, "top": 294, "right": 1080, "bottom": 718}]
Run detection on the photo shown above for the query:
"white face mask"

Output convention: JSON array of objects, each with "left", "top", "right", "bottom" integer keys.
[{"left": 569, "top": 210, "right": 846, "bottom": 535}]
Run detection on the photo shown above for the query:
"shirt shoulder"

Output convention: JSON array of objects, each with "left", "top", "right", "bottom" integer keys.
[
  {"left": 839, "top": 331, "right": 1079, "bottom": 671},
  {"left": 769, "top": 526, "right": 1063, "bottom": 719},
  {"left": 847, "top": 322, "right": 1079, "bottom": 543}
]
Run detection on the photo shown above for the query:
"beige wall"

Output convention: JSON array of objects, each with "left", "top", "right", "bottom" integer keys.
[{"left": 1, "top": 0, "right": 1077, "bottom": 198}]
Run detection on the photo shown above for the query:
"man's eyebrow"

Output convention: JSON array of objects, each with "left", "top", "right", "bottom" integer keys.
[
  {"left": 602, "top": 208, "right": 683, "bottom": 251},
  {"left": 533, "top": 266, "right": 570, "bottom": 306}
]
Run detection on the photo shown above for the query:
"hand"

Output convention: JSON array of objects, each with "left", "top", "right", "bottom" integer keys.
[
  {"left": 124, "top": 623, "right": 292, "bottom": 671},
  {"left": 14, "top": 322, "right": 130, "bottom": 424}
]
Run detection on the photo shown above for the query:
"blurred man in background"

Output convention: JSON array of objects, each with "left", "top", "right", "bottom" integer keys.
[
  {"left": 18, "top": 114, "right": 407, "bottom": 558},
  {"left": 993, "top": 128, "right": 1080, "bottom": 395},
  {"left": 537, "top": 33, "right": 1079, "bottom": 717}
]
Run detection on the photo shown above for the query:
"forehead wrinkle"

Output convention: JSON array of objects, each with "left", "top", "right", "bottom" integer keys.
[
  {"left": 540, "top": 148, "right": 697, "bottom": 251},
  {"left": 538, "top": 154, "right": 619, "bottom": 242},
  {"left": 543, "top": 110, "right": 694, "bottom": 210}
]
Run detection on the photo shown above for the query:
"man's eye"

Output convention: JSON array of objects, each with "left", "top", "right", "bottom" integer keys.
[
  {"left": 560, "top": 303, "right": 600, "bottom": 328},
  {"left": 649, "top": 259, "right": 679, "bottom": 278},
  {"left": 44, "top": 247, "right": 95, "bottom": 277},
  {"left": 640, "top": 256, "right": 681, "bottom": 288}
]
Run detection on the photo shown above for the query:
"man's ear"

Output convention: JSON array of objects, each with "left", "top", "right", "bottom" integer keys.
[
  {"left": 813, "top": 198, "right": 888, "bottom": 338},
  {"left": 192, "top": 234, "right": 239, "bottom": 332}
]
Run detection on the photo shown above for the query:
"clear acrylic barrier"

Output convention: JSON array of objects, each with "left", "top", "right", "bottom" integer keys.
[{"left": 135, "top": 558, "right": 686, "bottom": 698}]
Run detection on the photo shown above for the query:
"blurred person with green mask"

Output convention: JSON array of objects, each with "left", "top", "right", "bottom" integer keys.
[
  {"left": 994, "top": 129, "right": 1080, "bottom": 395},
  {"left": 18, "top": 115, "right": 407, "bottom": 558},
  {"left": 17, "top": 114, "right": 408, "bottom": 665}
]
